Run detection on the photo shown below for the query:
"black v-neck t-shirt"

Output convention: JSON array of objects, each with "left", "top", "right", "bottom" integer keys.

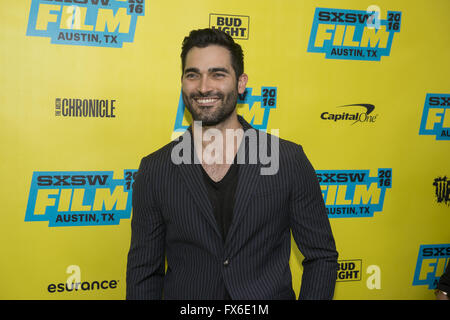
[
  {"left": 200, "top": 161, "right": 239, "bottom": 242},
  {"left": 200, "top": 161, "right": 238, "bottom": 300}
]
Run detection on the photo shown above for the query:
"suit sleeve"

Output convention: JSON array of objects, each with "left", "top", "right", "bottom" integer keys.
[
  {"left": 289, "top": 145, "right": 338, "bottom": 300},
  {"left": 126, "top": 157, "right": 166, "bottom": 299},
  {"left": 437, "top": 260, "right": 450, "bottom": 293}
]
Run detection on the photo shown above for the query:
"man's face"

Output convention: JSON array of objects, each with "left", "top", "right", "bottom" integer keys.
[{"left": 181, "top": 45, "right": 247, "bottom": 126}]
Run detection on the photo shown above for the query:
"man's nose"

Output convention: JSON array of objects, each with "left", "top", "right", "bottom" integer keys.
[{"left": 198, "top": 75, "right": 213, "bottom": 94}]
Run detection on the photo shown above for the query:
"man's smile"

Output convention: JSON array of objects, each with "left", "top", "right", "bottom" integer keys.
[{"left": 193, "top": 96, "right": 222, "bottom": 107}]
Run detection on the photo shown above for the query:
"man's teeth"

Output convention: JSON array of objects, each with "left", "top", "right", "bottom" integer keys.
[{"left": 196, "top": 98, "right": 218, "bottom": 104}]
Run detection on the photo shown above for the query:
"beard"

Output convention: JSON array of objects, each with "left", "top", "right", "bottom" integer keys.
[{"left": 182, "top": 87, "right": 238, "bottom": 127}]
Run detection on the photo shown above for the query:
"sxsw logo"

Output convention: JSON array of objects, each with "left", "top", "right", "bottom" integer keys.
[
  {"left": 307, "top": 6, "right": 401, "bottom": 61},
  {"left": 26, "top": 0, "right": 145, "bottom": 48},
  {"left": 172, "top": 86, "right": 277, "bottom": 139},
  {"left": 413, "top": 244, "right": 450, "bottom": 289},
  {"left": 209, "top": 13, "right": 249, "bottom": 40},
  {"left": 419, "top": 93, "right": 450, "bottom": 140},
  {"left": 25, "top": 170, "right": 136, "bottom": 227},
  {"left": 317, "top": 168, "right": 392, "bottom": 218}
]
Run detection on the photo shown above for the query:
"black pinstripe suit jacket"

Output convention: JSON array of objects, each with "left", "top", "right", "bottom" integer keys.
[{"left": 126, "top": 116, "right": 338, "bottom": 300}]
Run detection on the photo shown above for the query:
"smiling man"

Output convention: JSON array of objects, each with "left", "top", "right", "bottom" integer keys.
[
  {"left": 126, "top": 28, "right": 338, "bottom": 300},
  {"left": 181, "top": 42, "right": 247, "bottom": 181},
  {"left": 182, "top": 45, "right": 246, "bottom": 127}
]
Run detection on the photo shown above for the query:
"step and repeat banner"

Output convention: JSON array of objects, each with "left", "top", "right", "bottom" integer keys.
[{"left": 0, "top": 0, "right": 449, "bottom": 300}]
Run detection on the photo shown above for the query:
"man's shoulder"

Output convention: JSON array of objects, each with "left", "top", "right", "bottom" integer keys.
[
  {"left": 278, "top": 136, "right": 309, "bottom": 167},
  {"left": 139, "top": 139, "right": 178, "bottom": 170},
  {"left": 278, "top": 135, "right": 303, "bottom": 152},
  {"left": 257, "top": 129, "right": 305, "bottom": 157},
  {"left": 249, "top": 128, "right": 312, "bottom": 174}
]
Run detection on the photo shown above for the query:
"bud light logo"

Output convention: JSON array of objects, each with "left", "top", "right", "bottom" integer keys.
[{"left": 209, "top": 13, "right": 249, "bottom": 40}]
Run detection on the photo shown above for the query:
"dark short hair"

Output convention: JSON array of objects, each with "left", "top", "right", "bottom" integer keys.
[{"left": 181, "top": 28, "right": 244, "bottom": 79}]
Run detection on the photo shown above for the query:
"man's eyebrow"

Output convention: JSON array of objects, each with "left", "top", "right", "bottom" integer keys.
[
  {"left": 183, "top": 67, "right": 231, "bottom": 74},
  {"left": 184, "top": 67, "right": 200, "bottom": 74},
  {"left": 209, "top": 67, "right": 230, "bottom": 74}
]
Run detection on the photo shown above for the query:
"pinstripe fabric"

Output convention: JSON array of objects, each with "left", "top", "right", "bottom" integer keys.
[{"left": 126, "top": 116, "right": 338, "bottom": 300}]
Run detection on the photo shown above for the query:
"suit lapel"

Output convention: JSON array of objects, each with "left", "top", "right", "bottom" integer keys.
[
  {"left": 226, "top": 162, "right": 261, "bottom": 244},
  {"left": 226, "top": 116, "right": 262, "bottom": 243}
]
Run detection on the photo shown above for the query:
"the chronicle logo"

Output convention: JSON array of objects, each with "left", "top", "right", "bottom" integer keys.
[
  {"left": 55, "top": 98, "right": 116, "bottom": 118},
  {"left": 433, "top": 176, "right": 450, "bottom": 206},
  {"left": 172, "top": 87, "right": 277, "bottom": 140},
  {"left": 209, "top": 13, "right": 249, "bottom": 40},
  {"left": 320, "top": 104, "right": 378, "bottom": 125},
  {"left": 26, "top": 0, "right": 145, "bottom": 48},
  {"left": 419, "top": 93, "right": 450, "bottom": 140},
  {"left": 413, "top": 244, "right": 450, "bottom": 289},
  {"left": 25, "top": 170, "right": 136, "bottom": 227},
  {"left": 307, "top": 6, "right": 401, "bottom": 61},
  {"left": 317, "top": 168, "right": 392, "bottom": 218}
]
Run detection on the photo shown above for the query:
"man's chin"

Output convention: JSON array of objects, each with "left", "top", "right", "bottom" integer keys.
[
  {"left": 201, "top": 120, "right": 223, "bottom": 127},
  {"left": 193, "top": 116, "right": 223, "bottom": 127},
  {"left": 185, "top": 102, "right": 237, "bottom": 127}
]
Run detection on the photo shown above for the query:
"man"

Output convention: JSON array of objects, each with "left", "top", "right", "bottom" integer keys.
[
  {"left": 126, "top": 28, "right": 338, "bottom": 300},
  {"left": 436, "top": 262, "right": 449, "bottom": 300}
]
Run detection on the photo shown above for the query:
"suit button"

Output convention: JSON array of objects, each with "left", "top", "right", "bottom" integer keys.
[{"left": 223, "top": 259, "right": 229, "bottom": 266}]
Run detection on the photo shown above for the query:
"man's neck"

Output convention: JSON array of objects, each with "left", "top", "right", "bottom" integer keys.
[{"left": 193, "top": 112, "right": 244, "bottom": 166}]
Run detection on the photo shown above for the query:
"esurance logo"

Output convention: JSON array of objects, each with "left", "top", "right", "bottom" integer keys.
[
  {"left": 419, "top": 94, "right": 450, "bottom": 141},
  {"left": 413, "top": 244, "right": 450, "bottom": 289},
  {"left": 307, "top": 7, "right": 401, "bottom": 61},
  {"left": 25, "top": 170, "right": 136, "bottom": 227},
  {"left": 48, "top": 265, "right": 119, "bottom": 293},
  {"left": 26, "top": 0, "right": 145, "bottom": 48},
  {"left": 318, "top": 168, "right": 392, "bottom": 218},
  {"left": 320, "top": 103, "right": 378, "bottom": 125},
  {"left": 172, "top": 87, "right": 277, "bottom": 139}
]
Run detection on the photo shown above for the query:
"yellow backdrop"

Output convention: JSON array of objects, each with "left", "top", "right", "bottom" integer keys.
[{"left": 1, "top": 0, "right": 449, "bottom": 299}]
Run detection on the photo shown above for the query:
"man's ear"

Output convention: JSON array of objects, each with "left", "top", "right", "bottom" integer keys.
[{"left": 237, "top": 73, "right": 248, "bottom": 94}]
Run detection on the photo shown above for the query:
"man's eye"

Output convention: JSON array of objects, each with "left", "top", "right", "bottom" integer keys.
[
  {"left": 185, "top": 73, "right": 198, "bottom": 79},
  {"left": 213, "top": 73, "right": 225, "bottom": 78}
]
